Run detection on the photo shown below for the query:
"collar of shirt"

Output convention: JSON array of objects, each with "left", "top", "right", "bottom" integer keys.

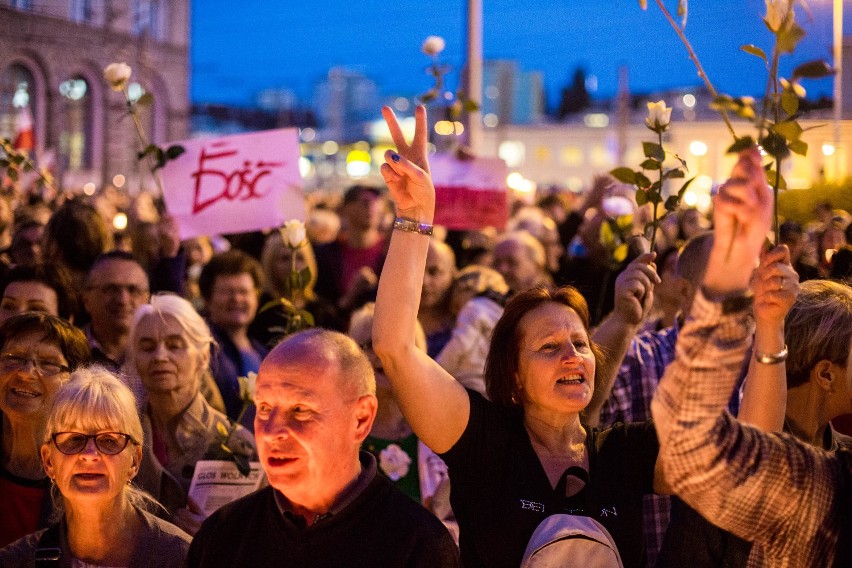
[
  {"left": 84, "top": 324, "right": 124, "bottom": 367},
  {"left": 147, "top": 393, "right": 215, "bottom": 454},
  {"left": 274, "top": 451, "right": 378, "bottom": 526}
]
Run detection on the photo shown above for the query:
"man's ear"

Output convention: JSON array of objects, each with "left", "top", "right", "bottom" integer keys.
[
  {"left": 813, "top": 360, "right": 837, "bottom": 393},
  {"left": 353, "top": 395, "right": 378, "bottom": 443},
  {"left": 40, "top": 444, "right": 54, "bottom": 480}
]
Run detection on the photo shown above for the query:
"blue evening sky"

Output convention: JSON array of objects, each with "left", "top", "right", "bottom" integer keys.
[{"left": 191, "top": 0, "right": 849, "bottom": 109}]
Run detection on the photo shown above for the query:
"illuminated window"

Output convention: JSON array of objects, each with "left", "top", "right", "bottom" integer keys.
[
  {"left": 59, "top": 76, "right": 93, "bottom": 170},
  {"left": 133, "top": 0, "right": 164, "bottom": 39},
  {"left": 0, "top": 64, "right": 37, "bottom": 144}
]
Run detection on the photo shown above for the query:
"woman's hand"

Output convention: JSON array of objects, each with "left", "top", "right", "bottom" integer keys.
[
  {"left": 173, "top": 495, "right": 206, "bottom": 536},
  {"left": 380, "top": 105, "right": 435, "bottom": 222},
  {"left": 752, "top": 245, "right": 799, "bottom": 327},
  {"left": 612, "top": 252, "right": 660, "bottom": 327},
  {"left": 705, "top": 147, "right": 773, "bottom": 295}
]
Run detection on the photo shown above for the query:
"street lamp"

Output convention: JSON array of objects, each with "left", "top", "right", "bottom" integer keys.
[{"left": 832, "top": 0, "right": 843, "bottom": 179}]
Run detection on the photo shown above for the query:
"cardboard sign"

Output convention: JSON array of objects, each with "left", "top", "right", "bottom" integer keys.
[
  {"left": 160, "top": 129, "right": 304, "bottom": 239},
  {"left": 431, "top": 154, "right": 509, "bottom": 231}
]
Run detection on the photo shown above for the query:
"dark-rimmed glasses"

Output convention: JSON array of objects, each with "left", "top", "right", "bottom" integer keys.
[
  {"left": 0, "top": 354, "right": 70, "bottom": 377},
  {"left": 51, "top": 432, "right": 136, "bottom": 455}
]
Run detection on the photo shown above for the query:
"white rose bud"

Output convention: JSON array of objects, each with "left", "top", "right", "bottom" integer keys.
[
  {"left": 780, "top": 78, "right": 806, "bottom": 98},
  {"left": 421, "top": 35, "right": 446, "bottom": 57},
  {"left": 645, "top": 100, "right": 672, "bottom": 131},
  {"left": 281, "top": 219, "right": 307, "bottom": 249},
  {"left": 764, "top": 0, "right": 793, "bottom": 33},
  {"left": 103, "top": 62, "right": 132, "bottom": 92}
]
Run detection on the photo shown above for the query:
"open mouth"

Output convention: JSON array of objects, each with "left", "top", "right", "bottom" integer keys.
[
  {"left": 556, "top": 374, "right": 585, "bottom": 386},
  {"left": 267, "top": 457, "right": 297, "bottom": 468},
  {"left": 11, "top": 387, "right": 40, "bottom": 398},
  {"left": 74, "top": 473, "right": 105, "bottom": 481}
]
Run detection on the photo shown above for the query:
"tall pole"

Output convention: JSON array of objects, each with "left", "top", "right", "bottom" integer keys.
[
  {"left": 463, "top": 0, "right": 483, "bottom": 154},
  {"left": 833, "top": 0, "right": 843, "bottom": 179}
]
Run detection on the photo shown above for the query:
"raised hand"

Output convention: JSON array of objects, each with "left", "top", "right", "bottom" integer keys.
[
  {"left": 612, "top": 252, "right": 660, "bottom": 327},
  {"left": 705, "top": 148, "right": 773, "bottom": 295},
  {"left": 380, "top": 105, "right": 434, "bottom": 222},
  {"left": 752, "top": 245, "right": 799, "bottom": 326}
]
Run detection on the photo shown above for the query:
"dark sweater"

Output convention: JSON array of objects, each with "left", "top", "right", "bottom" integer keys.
[{"left": 187, "top": 477, "right": 460, "bottom": 567}]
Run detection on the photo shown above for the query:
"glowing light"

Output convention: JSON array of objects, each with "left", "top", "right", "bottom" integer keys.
[
  {"left": 506, "top": 172, "right": 536, "bottom": 194},
  {"left": 585, "top": 75, "right": 598, "bottom": 92},
  {"left": 59, "top": 79, "right": 87, "bottom": 101},
  {"left": 689, "top": 140, "right": 708, "bottom": 156},
  {"left": 321, "top": 141, "right": 339, "bottom": 155},
  {"left": 697, "top": 193, "right": 712, "bottom": 210},
  {"left": 299, "top": 157, "right": 313, "bottom": 178},
  {"left": 127, "top": 83, "right": 144, "bottom": 103},
  {"left": 300, "top": 127, "right": 316, "bottom": 142},
  {"left": 112, "top": 174, "right": 126, "bottom": 188},
  {"left": 566, "top": 177, "right": 584, "bottom": 191},
  {"left": 498, "top": 141, "right": 525, "bottom": 168},
  {"left": 83, "top": 182, "right": 96, "bottom": 195},
  {"left": 354, "top": 141, "right": 370, "bottom": 152},
  {"left": 452, "top": 121, "right": 464, "bottom": 135},
  {"left": 346, "top": 161, "right": 371, "bottom": 178},
  {"left": 683, "top": 190, "right": 698, "bottom": 207},
  {"left": 434, "top": 121, "right": 454, "bottom": 136},
  {"left": 583, "top": 113, "right": 609, "bottom": 128},
  {"left": 560, "top": 146, "right": 583, "bottom": 167},
  {"left": 485, "top": 85, "right": 499, "bottom": 99},
  {"left": 483, "top": 113, "right": 499, "bottom": 127},
  {"left": 112, "top": 212, "right": 128, "bottom": 231},
  {"left": 394, "top": 97, "right": 410, "bottom": 111},
  {"left": 346, "top": 150, "right": 371, "bottom": 164},
  {"left": 683, "top": 94, "right": 696, "bottom": 108},
  {"left": 822, "top": 143, "right": 836, "bottom": 156},
  {"left": 696, "top": 175, "right": 714, "bottom": 191}
]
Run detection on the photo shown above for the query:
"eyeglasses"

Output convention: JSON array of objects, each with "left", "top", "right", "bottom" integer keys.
[
  {"left": 0, "top": 354, "right": 70, "bottom": 377},
  {"left": 87, "top": 284, "right": 149, "bottom": 299},
  {"left": 51, "top": 432, "right": 136, "bottom": 455}
]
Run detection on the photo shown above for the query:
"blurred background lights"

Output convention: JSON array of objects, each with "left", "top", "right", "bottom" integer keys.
[
  {"left": 434, "top": 120, "right": 454, "bottom": 136},
  {"left": 112, "top": 174, "right": 126, "bottom": 188},
  {"left": 127, "top": 82, "right": 144, "bottom": 103},
  {"left": 112, "top": 212, "right": 128, "bottom": 231},
  {"left": 485, "top": 85, "right": 499, "bottom": 99},
  {"left": 393, "top": 97, "right": 410, "bottom": 111},
  {"left": 683, "top": 190, "right": 698, "bottom": 207},
  {"left": 346, "top": 149, "right": 371, "bottom": 178},
  {"left": 506, "top": 172, "right": 536, "bottom": 194},
  {"left": 697, "top": 193, "right": 712, "bottom": 210},
  {"left": 498, "top": 141, "right": 525, "bottom": 168},
  {"left": 822, "top": 143, "right": 836, "bottom": 156},
  {"left": 59, "top": 78, "right": 87, "bottom": 101},
  {"left": 483, "top": 113, "right": 499, "bottom": 127},
  {"left": 583, "top": 113, "right": 609, "bottom": 128},
  {"left": 682, "top": 93, "right": 697, "bottom": 108},
  {"left": 695, "top": 174, "right": 714, "bottom": 191},
  {"left": 82, "top": 182, "right": 96, "bottom": 195},
  {"left": 321, "top": 141, "right": 339, "bottom": 155},
  {"left": 300, "top": 127, "right": 316, "bottom": 142},
  {"left": 298, "top": 156, "right": 313, "bottom": 178},
  {"left": 689, "top": 140, "right": 708, "bottom": 156}
]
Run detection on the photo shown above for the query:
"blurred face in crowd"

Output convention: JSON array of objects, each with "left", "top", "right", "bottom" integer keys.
[
  {"left": 184, "top": 237, "right": 213, "bottom": 267},
  {"left": 344, "top": 191, "right": 384, "bottom": 232},
  {"left": 0, "top": 281, "right": 59, "bottom": 324},
  {"left": 272, "top": 245, "right": 310, "bottom": 291},
  {"left": 254, "top": 349, "right": 375, "bottom": 512},
  {"left": 9, "top": 224, "right": 44, "bottom": 268},
  {"left": 134, "top": 313, "right": 207, "bottom": 403},
  {"left": 83, "top": 259, "right": 150, "bottom": 338},
  {"left": 0, "top": 332, "right": 70, "bottom": 423},
  {"left": 421, "top": 242, "right": 455, "bottom": 310},
  {"left": 207, "top": 273, "right": 259, "bottom": 334},
  {"left": 494, "top": 239, "right": 542, "bottom": 294}
]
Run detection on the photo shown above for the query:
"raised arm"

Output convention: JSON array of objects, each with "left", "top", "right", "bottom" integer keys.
[
  {"left": 737, "top": 244, "right": 799, "bottom": 430},
  {"left": 586, "top": 251, "right": 659, "bottom": 426},
  {"left": 372, "top": 106, "right": 470, "bottom": 454}
]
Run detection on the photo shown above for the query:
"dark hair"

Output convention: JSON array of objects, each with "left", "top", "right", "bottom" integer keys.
[
  {"left": 0, "top": 312, "right": 91, "bottom": 369},
  {"left": 198, "top": 250, "right": 264, "bottom": 301},
  {"left": 342, "top": 185, "right": 382, "bottom": 206},
  {"left": 0, "top": 265, "right": 77, "bottom": 321},
  {"left": 43, "top": 200, "right": 112, "bottom": 274},
  {"left": 85, "top": 250, "right": 145, "bottom": 281},
  {"left": 484, "top": 285, "right": 604, "bottom": 408}
]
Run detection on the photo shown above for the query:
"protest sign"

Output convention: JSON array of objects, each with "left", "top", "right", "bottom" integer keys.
[
  {"left": 431, "top": 154, "right": 509, "bottom": 231},
  {"left": 160, "top": 129, "right": 303, "bottom": 239},
  {"left": 188, "top": 460, "right": 266, "bottom": 516}
]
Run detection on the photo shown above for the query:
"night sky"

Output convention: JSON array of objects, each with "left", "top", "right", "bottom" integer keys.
[{"left": 191, "top": 0, "right": 849, "bottom": 110}]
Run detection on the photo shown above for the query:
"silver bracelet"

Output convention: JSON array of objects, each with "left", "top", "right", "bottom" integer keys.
[
  {"left": 393, "top": 217, "right": 433, "bottom": 236},
  {"left": 754, "top": 345, "right": 788, "bottom": 365}
]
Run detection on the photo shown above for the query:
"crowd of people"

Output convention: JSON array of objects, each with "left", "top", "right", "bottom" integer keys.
[{"left": 0, "top": 102, "right": 850, "bottom": 567}]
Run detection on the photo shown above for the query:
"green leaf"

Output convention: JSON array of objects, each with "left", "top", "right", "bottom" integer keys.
[
  {"left": 154, "top": 147, "right": 166, "bottom": 169},
  {"left": 642, "top": 142, "right": 665, "bottom": 161},
  {"left": 765, "top": 170, "right": 788, "bottom": 190},
  {"left": 678, "top": 176, "right": 696, "bottom": 198},
  {"left": 727, "top": 136, "right": 756, "bottom": 154},
  {"left": 9, "top": 154, "right": 24, "bottom": 166},
  {"left": 781, "top": 89, "right": 799, "bottom": 116},
  {"left": 233, "top": 453, "right": 251, "bottom": 477},
  {"left": 664, "top": 195, "right": 681, "bottom": 212},
  {"left": 165, "top": 144, "right": 185, "bottom": 160},
  {"left": 640, "top": 158, "right": 661, "bottom": 171},
  {"left": 298, "top": 266, "right": 312, "bottom": 289},
  {"left": 298, "top": 310, "right": 315, "bottom": 328},
  {"left": 740, "top": 44, "right": 768, "bottom": 63},
  {"left": 22, "top": 161, "right": 33, "bottom": 172},
  {"left": 610, "top": 167, "right": 637, "bottom": 185},
  {"left": 792, "top": 60, "right": 835, "bottom": 81},
  {"left": 760, "top": 131, "right": 790, "bottom": 160},
  {"left": 216, "top": 422, "right": 229, "bottom": 437},
  {"left": 0, "top": 158, "right": 8, "bottom": 168},
  {"left": 135, "top": 92, "right": 154, "bottom": 107},
  {"left": 635, "top": 189, "right": 648, "bottom": 206},
  {"left": 7, "top": 168, "right": 17, "bottom": 181},
  {"left": 777, "top": 21, "right": 805, "bottom": 54},
  {"left": 635, "top": 172, "right": 652, "bottom": 189},
  {"left": 789, "top": 139, "right": 808, "bottom": 156},
  {"left": 463, "top": 99, "right": 480, "bottom": 112},
  {"left": 663, "top": 169, "right": 685, "bottom": 180},
  {"left": 772, "top": 121, "right": 803, "bottom": 142}
]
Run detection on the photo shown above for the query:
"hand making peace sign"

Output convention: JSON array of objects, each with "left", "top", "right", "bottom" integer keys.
[{"left": 380, "top": 105, "right": 436, "bottom": 223}]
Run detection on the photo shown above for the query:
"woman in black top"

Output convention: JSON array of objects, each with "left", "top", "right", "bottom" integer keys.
[{"left": 372, "top": 105, "right": 666, "bottom": 568}]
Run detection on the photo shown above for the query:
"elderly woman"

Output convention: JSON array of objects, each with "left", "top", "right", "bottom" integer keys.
[
  {"left": 0, "top": 313, "right": 90, "bottom": 548},
  {"left": 0, "top": 367, "right": 190, "bottom": 567},
  {"left": 373, "top": 106, "right": 664, "bottom": 567},
  {"left": 128, "top": 294, "right": 256, "bottom": 535},
  {"left": 249, "top": 230, "right": 342, "bottom": 344}
]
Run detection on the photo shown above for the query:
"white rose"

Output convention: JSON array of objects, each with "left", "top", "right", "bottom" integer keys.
[
  {"left": 602, "top": 196, "right": 635, "bottom": 219},
  {"left": 780, "top": 78, "right": 806, "bottom": 98},
  {"left": 765, "top": 0, "right": 793, "bottom": 33},
  {"left": 645, "top": 100, "right": 672, "bottom": 131},
  {"left": 379, "top": 444, "right": 412, "bottom": 481},
  {"left": 238, "top": 371, "right": 257, "bottom": 402},
  {"left": 281, "top": 219, "right": 306, "bottom": 249},
  {"left": 103, "top": 62, "right": 132, "bottom": 92},
  {"left": 421, "top": 35, "right": 446, "bottom": 57}
]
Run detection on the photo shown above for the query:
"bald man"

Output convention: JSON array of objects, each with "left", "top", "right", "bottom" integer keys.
[{"left": 187, "top": 328, "right": 460, "bottom": 567}]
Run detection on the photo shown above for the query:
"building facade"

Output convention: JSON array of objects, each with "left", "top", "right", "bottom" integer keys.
[{"left": 0, "top": 0, "right": 190, "bottom": 193}]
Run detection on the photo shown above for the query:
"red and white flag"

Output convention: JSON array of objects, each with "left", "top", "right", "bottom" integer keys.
[{"left": 13, "top": 105, "right": 35, "bottom": 153}]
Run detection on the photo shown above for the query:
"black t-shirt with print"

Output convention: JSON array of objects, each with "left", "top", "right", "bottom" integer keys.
[{"left": 440, "top": 390, "right": 658, "bottom": 568}]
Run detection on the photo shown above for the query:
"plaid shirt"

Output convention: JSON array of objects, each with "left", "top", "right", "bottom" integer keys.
[
  {"left": 653, "top": 291, "right": 848, "bottom": 568},
  {"left": 599, "top": 323, "right": 679, "bottom": 567}
]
